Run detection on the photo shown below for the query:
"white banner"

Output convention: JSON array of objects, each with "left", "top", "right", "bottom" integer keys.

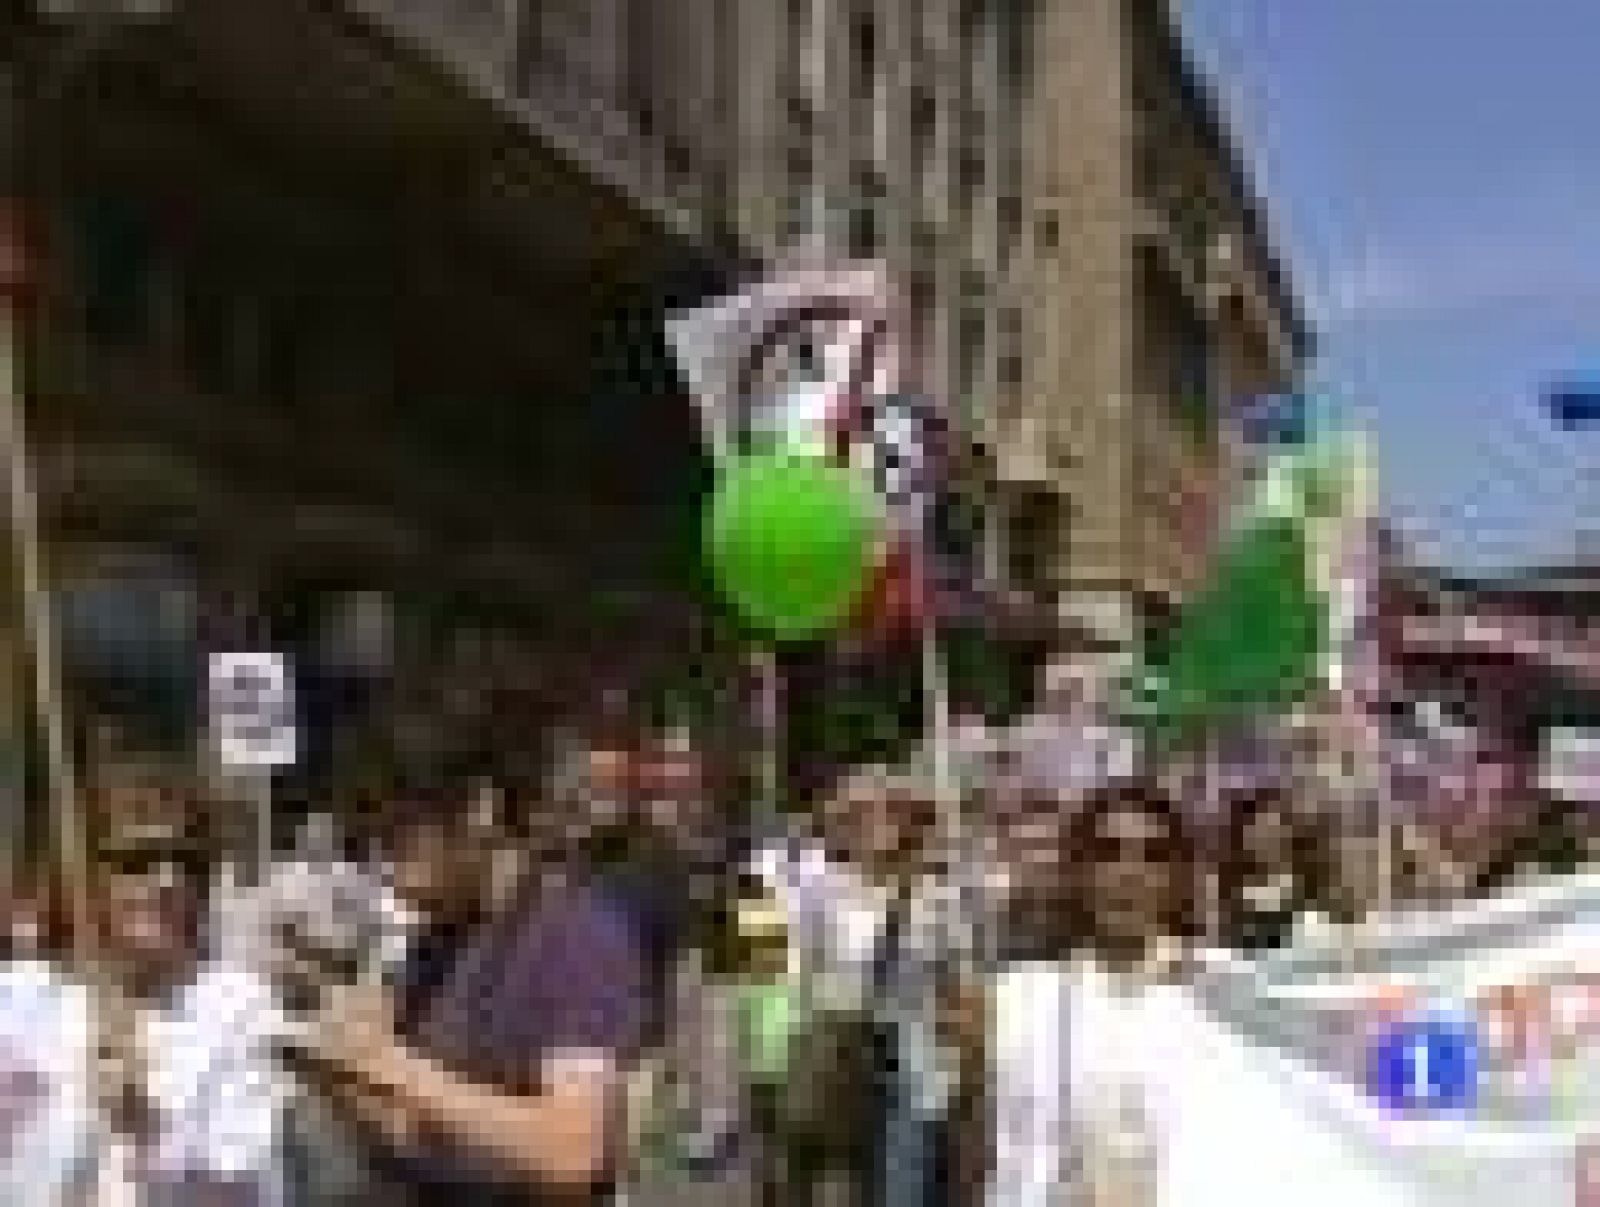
[{"left": 1182, "top": 874, "right": 1600, "bottom": 1205}]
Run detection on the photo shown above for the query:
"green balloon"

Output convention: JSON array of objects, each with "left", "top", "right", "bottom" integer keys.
[{"left": 706, "top": 451, "right": 877, "bottom": 641}]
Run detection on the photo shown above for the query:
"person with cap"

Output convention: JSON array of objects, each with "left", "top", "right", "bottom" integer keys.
[{"left": 285, "top": 773, "right": 649, "bottom": 1205}]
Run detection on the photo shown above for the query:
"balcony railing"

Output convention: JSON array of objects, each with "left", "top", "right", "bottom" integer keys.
[{"left": 343, "top": 0, "right": 711, "bottom": 242}]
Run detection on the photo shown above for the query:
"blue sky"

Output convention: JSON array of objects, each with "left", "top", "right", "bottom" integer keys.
[{"left": 1182, "top": 0, "right": 1600, "bottom": 575}]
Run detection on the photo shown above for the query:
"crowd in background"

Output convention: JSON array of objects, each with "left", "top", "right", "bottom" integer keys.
[{"left": 0, "top": 642, "right": 1594, "bottom": 1207}]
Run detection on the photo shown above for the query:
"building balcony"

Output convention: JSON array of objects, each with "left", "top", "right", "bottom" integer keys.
[{"left": 339, "top": 0, "right": 713, "bottom": 245}]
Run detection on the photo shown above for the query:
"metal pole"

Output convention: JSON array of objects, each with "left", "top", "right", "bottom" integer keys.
[
  {"left": 1, "top": 210, "right": 98, "bottom": 968},
  {"left": 755, "top": 646, "right": 782, "bottom": 823},
  {"left": 253, "top": 770, "right": 273, "bottom": 888}
]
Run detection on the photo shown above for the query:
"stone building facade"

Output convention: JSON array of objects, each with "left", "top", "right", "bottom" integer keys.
[
  {"left": 501, "top": 0, "right": 1311, "bottom": 644},
  {"left": 1, "top": 0, "right": 741, "bottom": 853}
]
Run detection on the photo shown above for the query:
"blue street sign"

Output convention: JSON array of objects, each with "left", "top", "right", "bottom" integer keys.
[
  {"left": 1367, "top": 1014, "right": 1480, "bottom": 1112},
  {"left": 1546, "top": 374, "right": 1600, "bottom": 430}
]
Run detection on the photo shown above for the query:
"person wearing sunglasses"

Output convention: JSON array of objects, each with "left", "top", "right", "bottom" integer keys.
[{"left": 92, "top": 800, "right": 294, "bottom": 1207}]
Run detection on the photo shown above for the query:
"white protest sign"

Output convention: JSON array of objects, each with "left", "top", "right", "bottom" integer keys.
[
  {"left": 208, "top": 651, "right": 297, "bottom": 770},
  {"left": 663, "top": 260, "right": 903, "bottom": 466}
]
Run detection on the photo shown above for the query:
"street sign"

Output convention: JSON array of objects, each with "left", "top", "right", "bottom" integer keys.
[{"left": 207, "top": 651, "right": 296, "bottom": 770}]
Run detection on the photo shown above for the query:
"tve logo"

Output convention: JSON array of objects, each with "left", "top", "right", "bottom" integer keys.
[{"left": 1368, "top": 1011, "right": 1480, "bottom": 1113}]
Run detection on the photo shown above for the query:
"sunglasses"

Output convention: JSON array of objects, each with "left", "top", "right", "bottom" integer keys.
[{"left": 100, "top": 849, "right": 207, "bottom": 885}]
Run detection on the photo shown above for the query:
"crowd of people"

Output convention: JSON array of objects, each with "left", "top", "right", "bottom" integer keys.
[{"left": 0, "top": 648, "right": 1593, "bottom": 1207}]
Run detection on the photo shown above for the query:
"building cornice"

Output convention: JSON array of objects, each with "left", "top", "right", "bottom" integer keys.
[{"left": 1144, "top": 0, "right": 1313, "bottom": 360}]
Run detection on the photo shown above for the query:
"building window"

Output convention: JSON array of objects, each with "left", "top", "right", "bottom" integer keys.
[
  {"left": 786, "top": 142, "right": 814, "bottom": 184},
  {"left": 958, "top": 307, "right": 986, "bottom": 396},
  {"left": 958, "top": 0, "right": 985, "bottom": 48},
  {"left": 998, "top": 0, "right": 1028, "bottom": 100},
  {"left": 911, "top": 88, "right": 938, "bottom": 174},
  {"left": 908, "top": 271, "right": 936, "bottom": 354},
  {"left": 1000, "top": 307, "right": 1024, "bottom": 386},
  {"left": 848, "top": 203, "right": 881, "bottom": 257},
  {"left": 850, "top": 6, "right": 879, "bottom": 83},
  {"left": 1037, "top": 210, "right": 1060, "bottom": 251},
  {"left": 784, "top": 87, "right": 816, "bottom": 133},
  {"left": 848, "top": 168, "right": 888, "bottom": 257},
  {"left": 1007, "top": 489, "right": 1057, "bottom": 597},
  {"left": 780, "top": 143, "right": 818, "bottom": 243},
  {"left": 998, "top": 194, "right": 1022, "bottom": 259},
  {"left": 1172, "top": 295, "right": 1213, "bottom": 440},
  {"left": 956, "top": 148, "right": 984, "bottom": 215}
]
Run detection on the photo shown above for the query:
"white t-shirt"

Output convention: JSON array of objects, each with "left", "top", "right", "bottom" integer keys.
[
  {"left": 0, "top": 960, "right": 96, "bottom": 1204},
  {"left": 0, "top": 957, "right": 294, "bottom": 1205},
  {"left": 138, "top": 960, "right": 293, "bottom": 1194}
]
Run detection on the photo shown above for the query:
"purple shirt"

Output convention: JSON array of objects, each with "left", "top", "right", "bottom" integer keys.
[{"left": 373, "top": 879, "right": 647, "bottom": 1204}]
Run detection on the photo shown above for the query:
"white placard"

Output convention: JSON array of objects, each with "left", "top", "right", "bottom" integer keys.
[{"left": 208, "top": 651, "right": 297, "bottom": 770}]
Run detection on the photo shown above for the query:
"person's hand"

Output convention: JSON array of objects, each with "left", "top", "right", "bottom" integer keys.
[
  {"left": 298, "top": 980, "right": 400, "bottom": 1082},
  {"left": 97, "top": 1045, "right": 161, "bottom": 1146}
]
